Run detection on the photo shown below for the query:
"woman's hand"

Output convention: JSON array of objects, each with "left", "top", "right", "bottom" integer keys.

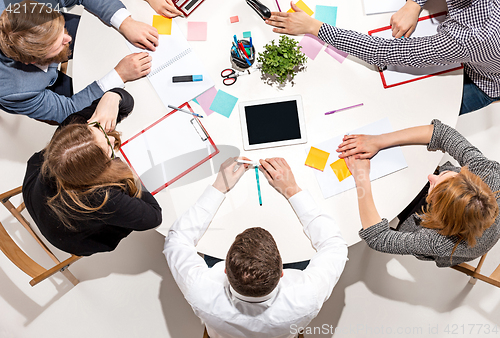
[
  {"left": 344, "top": 156, "right": 371, "bottom": 184},
  {"left": 145, "top": 0, "right": 183, "bottom": 18},
  {"left": 265, "top": 1, "right": 323, "bottom": 36},
  {"left": 337, "top": 134, "right": 381, "bottom": 159},
  {"left": 390, "top": 0, "right": 421, "bottom": 38},
  {"left": 88, "top": 92, "right": 121, "bottom": 132}
]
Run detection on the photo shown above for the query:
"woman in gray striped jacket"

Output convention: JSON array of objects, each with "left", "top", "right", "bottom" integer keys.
[{"left": 336, "top": 119, "right": 500, "bottom": 267}]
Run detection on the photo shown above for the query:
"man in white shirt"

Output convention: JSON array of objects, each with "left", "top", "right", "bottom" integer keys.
[{"left": 164, "top": 157, "right": 348, "bottom": 338}]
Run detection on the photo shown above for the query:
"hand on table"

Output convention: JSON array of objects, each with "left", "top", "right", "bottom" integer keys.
[
  {"left": 337, "top": 134, "right": 381, "bottom": 159},
  {"left": 265, "top": 1, "right": 322, "bottom": 36},
  {"left": 115, "top": 52, "right": 152, "bottom": 83},
  {"left": 344, "top": 156, "right": 371, "bottom": 184},
  {"left": 119, "top": 16, "right": 159, "bottom": 51},
  {"left": 390, "top": 0, "right": 421, "bottom": 38},
  {"left": 213, "top": 157, "right": 251, "bottom": 193},
  {"left": 259, "top": 158, "right": 302, "bottom": 199},
  {"left": 87, "top": 91, "right": 121, "bottom": 132},
  {"left": 146, "top": 0, "right": 183, "bottom": 18}
]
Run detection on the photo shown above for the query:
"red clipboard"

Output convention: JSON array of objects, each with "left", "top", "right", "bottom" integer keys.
[
  {"left": 368, "top": 11, "right": 463, "bottom": 89},
  {"left": 119, "top": 102, "right": 219, "bottom": 195}
]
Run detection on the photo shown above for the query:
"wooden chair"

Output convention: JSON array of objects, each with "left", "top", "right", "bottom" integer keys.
[
  {"left": 451, "top": 253, "right": 500, "bottom": 288},
  {"left": 203, "top": 327, "right": 304, "bottom": 337},
  {"left": 0, "top": 186, "right": 81, "bottom": 286}
]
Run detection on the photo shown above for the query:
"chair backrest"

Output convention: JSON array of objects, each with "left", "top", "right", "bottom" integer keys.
[
  {"left": 451, "top": 253, "right": 500, "bottom": 288},
  {"left": 0, "top": 186, "right": 81, "bottom": 286}
]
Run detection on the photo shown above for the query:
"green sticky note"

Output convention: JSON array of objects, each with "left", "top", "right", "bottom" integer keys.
[
  {"left": 243, "top": 31, "right": 252, "bottom": 38},
  {"left": 315, "top": 5, "right": 337, "bottom": 27},
  {"left": 209, "top": 90, "right": 238, "bottom": 118}
]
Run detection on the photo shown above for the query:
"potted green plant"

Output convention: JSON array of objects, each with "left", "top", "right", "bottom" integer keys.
[{"left": 257, "top": 35, "right": 307, "bottom": 85}]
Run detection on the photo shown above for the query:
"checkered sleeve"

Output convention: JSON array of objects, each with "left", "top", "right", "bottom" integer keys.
[{"left": 318, "top": 24, "right": 470, "bottom": 68}]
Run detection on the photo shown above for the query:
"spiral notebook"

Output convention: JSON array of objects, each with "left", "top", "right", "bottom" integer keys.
[{"left": 126, "top": 20, "right": 214, "bottom": 108}]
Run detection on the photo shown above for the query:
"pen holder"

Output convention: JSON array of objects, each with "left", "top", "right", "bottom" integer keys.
[{"left": 230, "top": 39, "right": 255, "bottom": 70}]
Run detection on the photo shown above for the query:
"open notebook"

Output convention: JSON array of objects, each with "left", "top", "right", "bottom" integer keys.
[
  {"left": 369, "top": 12, "right": 463, "bottom": 88},
  {"left": 119, "top": 103, "right": 219, "bottom": 195},
  {"left": 126, "top": 20, "right": 214, "bottom": 108}
]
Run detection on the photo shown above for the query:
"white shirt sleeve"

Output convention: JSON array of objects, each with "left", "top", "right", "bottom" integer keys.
[
  {"left": 96, "top": 69, "right": 125, "bottom": 92},
  {"left": 288, "top": 190, "right": 348, "bottom": 305},
  {"left": 109, "top": 8, "right": 132, "bottom": 30},
  {"left": 163, "top": 185, "right": 225, "bottom": 295}
]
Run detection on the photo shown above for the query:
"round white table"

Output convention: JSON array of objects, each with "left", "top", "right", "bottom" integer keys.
[{"left": 73, "top": 0, "right": 462, "bottom": 262}]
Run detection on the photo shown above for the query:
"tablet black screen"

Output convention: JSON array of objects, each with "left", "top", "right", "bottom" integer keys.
[{"left": 245, "top": 100, "right": 301, "bottom": 145}]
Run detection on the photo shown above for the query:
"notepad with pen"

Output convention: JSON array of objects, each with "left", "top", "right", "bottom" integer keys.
[
  {"left": 119, "top": 102, "right": 219, "bottom": 195},
  {"left": 125, "top": 20, "right": 214, "bottom": 108},
  {"left": 368, "top": 12, "right": 463, "bottom": 89}
]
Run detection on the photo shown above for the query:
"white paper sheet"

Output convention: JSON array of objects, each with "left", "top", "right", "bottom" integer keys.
[
  {"left": 120, "top": 111, "right": 213, "bottom": 193},
  {"left": 125, "top": 21, "right": 214, "bottom": 108},
  {"left": 370, "top": 13, "right": 461, "bottom": 87},
  {"left": 363, "top": 0, "right": 405, "bottom": 15},
  {"left": 310, "top": 118, "right": 408, "bottom": 199}
]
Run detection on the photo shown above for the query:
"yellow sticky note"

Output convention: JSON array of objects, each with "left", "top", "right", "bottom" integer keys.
[
  {"left": 152, "top": 15, "right": 172, "bottom": 35},
  {"left": 330, "top": 158, "right": 352, "bottom": 182},
  {"left": 305, "top": 147, "right": 330, "bottom": 171},
  {"left": 287, "top": 0, "right": 314, "bottom": 16}
]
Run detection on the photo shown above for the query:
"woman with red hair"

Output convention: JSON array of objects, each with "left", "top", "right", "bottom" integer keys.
[{"left": 337, "top": 120, "right": 500, "bottom": 267}]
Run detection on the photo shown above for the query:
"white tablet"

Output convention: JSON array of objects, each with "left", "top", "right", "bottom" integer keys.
[{"left": 239, "top": 95, "right": 307, "bottom": 151}]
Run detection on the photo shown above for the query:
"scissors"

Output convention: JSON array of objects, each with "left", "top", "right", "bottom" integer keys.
[{"left": 221, "top": 68, "right": 251, "bottom": 86}]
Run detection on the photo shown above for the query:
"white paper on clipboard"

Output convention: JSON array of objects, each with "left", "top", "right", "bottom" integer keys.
[
  {"left": 120, "top": 106, "right": 218, "bottom": 194},
  {"left": 363, "top": 0, "right": 405, "bottom": 15}
]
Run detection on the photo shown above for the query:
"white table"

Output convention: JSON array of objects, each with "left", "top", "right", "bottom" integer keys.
[{"left": 73, "top": 0, "right": 462, "bottom": 262}]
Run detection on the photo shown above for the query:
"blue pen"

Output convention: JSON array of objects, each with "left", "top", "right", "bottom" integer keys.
[
  {"left": 250, "top": 37, "right": 253, "bottom": 48},
  {"left": 233, "top": 35, "right": 239, "bottom": 45},
  {"left": 255, "top": 167, "right": 262, "bottom": 206},
  {"left": 167, "top": 104, "right": 204, "bottom": 118}
]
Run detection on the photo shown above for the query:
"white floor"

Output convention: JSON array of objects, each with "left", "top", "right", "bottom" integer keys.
[{"left": 1, "top": 69, "right": 500, "bottom": 337}]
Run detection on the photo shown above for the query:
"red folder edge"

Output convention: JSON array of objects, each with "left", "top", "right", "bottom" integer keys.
[
  {"left": 368, "top": 11, "right": 463, "bottom": 89},
  {"left": 119, "top": 102, "right": 219, "bottom": 195}
]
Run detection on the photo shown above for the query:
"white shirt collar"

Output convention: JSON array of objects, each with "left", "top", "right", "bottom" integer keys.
[
  {"left": 229, "top": 283, "right": 280, "bottom": 303},
  {"left": 33, "top": 63, "right": 49, "bottom": 72}
]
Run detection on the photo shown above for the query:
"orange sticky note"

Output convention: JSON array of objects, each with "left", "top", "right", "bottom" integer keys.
[
  {"left": 152, "top": 15, "right": 172, "bottom": 35},
  {"left": 287, "top": 0, "right": 314, "bottom": 16},
  {"left": 330, "top": 159, "right": 352, "bottom": 182},
  {"left": 305, "top": 147, "right": 330, "bottom": 171}
]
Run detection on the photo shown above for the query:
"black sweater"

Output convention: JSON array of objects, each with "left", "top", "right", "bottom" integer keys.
[{"left": 22, "top": 89, "right": 162, "bottom": 256}]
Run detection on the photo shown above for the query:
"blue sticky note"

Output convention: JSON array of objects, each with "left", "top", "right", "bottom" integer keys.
[
  {"left": 209, "top": 90, "right": 238, "bottom": 118},
  {"left": 243, "top": 31, "right": 252, "bottom": 38},
  {"left": 192, "top": 98, "right": 199, "bottom": 104},
  {"left": 315, "top": 5, "right": 337, "bottom": 27}
]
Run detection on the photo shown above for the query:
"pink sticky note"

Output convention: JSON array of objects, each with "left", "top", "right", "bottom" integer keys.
[
  {"left": 298, "top": 34, "right": 324, "bottom": 60},
  {"left": 187, "top": 22, "right": 207, "bottom": 41},
  {"left": 230, "top": 16, "right": 239, "bottom": 23},
  {"left": 195, "top": 86, "right": 217, "bottom": 116},
  {"left": 325, "top": 45, "right": 348, "bottom": 63}
]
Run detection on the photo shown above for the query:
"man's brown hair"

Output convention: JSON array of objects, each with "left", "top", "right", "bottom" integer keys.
[
  {"left": 421, "top": 166, "right": 499, "bottom": 250},
  {"left": 226, "top": 227, "right": 282, "bottom": 298},
  {"left": 0, "top": 0, "right": 64, "bottom": 63}
]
